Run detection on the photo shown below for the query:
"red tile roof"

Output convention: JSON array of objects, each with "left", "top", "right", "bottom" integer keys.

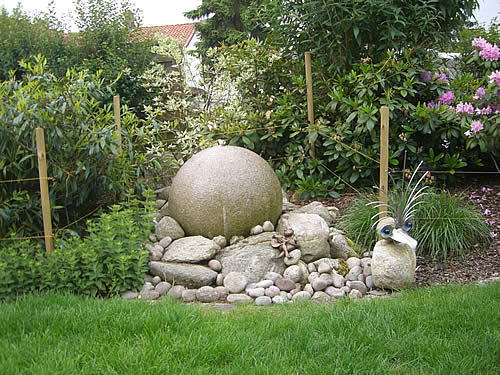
[{"left": 139, "top": 23, "right": 196, "bottom": 48}]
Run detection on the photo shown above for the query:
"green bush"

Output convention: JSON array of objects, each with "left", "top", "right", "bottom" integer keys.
[
  {"left": 339, "top": 190, "right": 492, "bottom": 260},
  {"left": 0, "top": 193, "right": 152, "bottom": 301}
]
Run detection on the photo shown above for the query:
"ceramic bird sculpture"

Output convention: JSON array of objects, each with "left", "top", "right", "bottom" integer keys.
[{"left": 369, "top": 163, "right": 429, "bottom": 290}]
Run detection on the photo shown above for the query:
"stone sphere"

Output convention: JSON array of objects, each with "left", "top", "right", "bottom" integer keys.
[{"left": 168, "top": 146, "right": 283, "bottom": 239}]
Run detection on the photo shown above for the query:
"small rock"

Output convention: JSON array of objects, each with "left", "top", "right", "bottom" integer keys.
[
  {"left": 151, "top": 276, "right": 162, "bottom": 286},
  {"left": 275, "top": 278, "right": 295, "bottom": 292},
  {"left": 349, "top": 289, "right": 363, "bottom": 299},
  {"left": 149, "top": 250, "right": 163, "bottom": 261},
  {"left": 292, "top": 291, "right": 312, "bottom": 301},
  {"left": 265, "top": 286, "right": 281, "bottom": 298},
  {"left": 181, "top": 289, "right": 197, "bottom": 302},
  {"left": 347, "top": 257, "right": 361, "bottom": 269},
  {"left": 363, "top": 251, "right": 374, "bottom": 257},
  {"left": 308, "top": 272, "right": 320, "bottom": 283},
  {"left": 363, "top": 266, "right": 372, "bottom": 277},
  {"left": 155, "top": 216, "right": 184, "bottom": 240},
  {"left": 140, "top": 290, "right": 160, "bottom": 300},
  {"left": 223, "top": 272, "right": 248, "bottom": 293},
  {"left": 264, "top": 272, "right": 282, "bottom": 282},
  {"left": 357, "top": 274, "right": 365, "bottom": 283},
  {"left": 312, "top": 291, "right": 330, "bottom": 302},
  {"left": 212, "top": 236, "right": 227, "bottom": 248},
  {"left": 284, "top": 249, "right": 301, "bottom": 266},
  {"left": 361, "top": 257, "right": 371, "bottom": 269},
  {"left": 304, "top": 283, "right": 314, "bottom": 295},
  {"left": 347, "top": 280, "right": 368, "bottom": 296},
  {"left": 208, "top": 259, "right": 222, "bottom": 272},
  {"left": 196, "top": 286, "right": 219, "bottom": 303},
  {"left": 319, "top": 273, "right": 334, "bottom": 286},
  {"left": 348, "top": 265, "right": 362, "bottom": 280},
  {"left": 215, "top": 286, "right": 229, "bottom": 301},
  {"left": 332, "top": 273, "right": 345, "bottom": 288},
  {"left": 144, "top": 274, "right": 154, "bottom": 283},
  {"left": 141, "top": 282, "right": 154, "bottom": 293},
  {"left": 272, "top": 295, "right": 287, "bottom": 304},
  {"left": 311, "top": 278, "right": 328, "bottom": 291},
  {"left": 216, "top": 273, "right": 224, "bottom": 286},
  {"left": 365, "top": 276, "right": 375, "bottom": 290},
  {"left": 245, "top": 283, "right": 257, "bottom": 292},
  {"left": 229, "top": 236, "right": 244, "bottom": 245},
  {"left": 121, "top": 291, "right": 138, "bottom": 300},
  {"left": 227, "top": 294, "right": 254, "bottom": 304},
  {"left": 248, "top": 287, "right": 265, "bottom": 298},
  {"left": 168, "top": 285, "right": 186, "bottom": 299},
  {"left": 262, "top": 221, "right": 274, "bottom": 232},
  {"left": 325, "top": 286, "right": 345, "bottom": 298},
  {"left": 148, "top": 234, "right": 157, "bottom": 243},
  {"left": 313, "top": 258, "right": 340, "bottom": 270},
  {"left": 283, "top": 265, "right": 303, "bottom": 283},
  {"left": 255, "top": 296, "right": 273, "bottom": 306},
  {"left": 250, "top": 225, "right": 264, "bottom": 235},
  {"left": 317, "top": 262, "right": 333, "bottom": 274},
  {"left": 307, "top": 263, "right": 317, "bottom": 273},
  {"left": 155, "top": 281, "right": 171, "bottom": 296},
  {"left": 341, "top": 286, "right": 351, "bottom": 294},
  {"left": 159, "top": 236, "right": 173, "bottom": 249},
  {"left": 155, "top": 199, "right": 167, "bottom": 209},
  {"left": 256, "top": 280, "right": 274, "bottom": 289}
]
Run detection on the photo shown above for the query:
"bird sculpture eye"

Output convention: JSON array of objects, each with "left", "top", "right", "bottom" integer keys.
[
  {"left": 403, "top": 220, "right": 413, "bottom": 232},
  {"left": 380, "top": 225, "right": 393, "bottom": 238}
]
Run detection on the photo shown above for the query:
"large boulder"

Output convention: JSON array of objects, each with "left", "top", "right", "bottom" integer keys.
[
  {"left": 168, "top": 146, "right": 282, "bottom": 239},
  {"left": 149, "top": 261, "right": 218, "bottom": 288},
  {"left": 277, "top": 213, "right": 330, "bottom": 263},
  {"left": 161, "top": 236, "right": 220, "bottom": 263},
  {"left": 371, "top": 240, "right": 416, "bottom": 290},
  {"left": 215, "top": 232, "right": 285, "bottom": 283}
]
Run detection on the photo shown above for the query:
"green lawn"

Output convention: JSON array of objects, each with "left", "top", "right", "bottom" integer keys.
[{"left": 1, "top": 283, "right": 499, "bottom": 374}]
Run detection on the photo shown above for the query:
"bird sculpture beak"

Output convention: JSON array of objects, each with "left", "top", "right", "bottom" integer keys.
[{"left": 389, "top": 228, "right": 418, "bottom": 252}]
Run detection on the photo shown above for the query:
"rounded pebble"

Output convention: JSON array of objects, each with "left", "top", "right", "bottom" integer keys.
[
  {"left": 262, "top": 221, "right": 275, "bottom": 232},
  {"left": 265, "top": 285, "right": 281, "bottom": 298},
  {"left": 275, "top": 278, "right": 295, "bottom": 292},
  {"left": 208, "top": 259, "right": 222, "bottom": 272},
  {"left": 247, "top": 287, "right": 265, "bottom": 298},
  {"left": 292, "top": 291, "right": 312, "bottom": 301},
  {"left": 255, "top": 296, "right": 273, "bottom": 306},
  {"left": 256, "top": 280, "right": 274, "bottom": 288},
  {"left": 223, "top": 272, "right": 248, "bottom": 293}
]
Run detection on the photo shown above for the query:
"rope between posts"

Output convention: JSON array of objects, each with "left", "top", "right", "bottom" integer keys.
[{"left": 0, "top": 177, "right": 56, "bottom": 184}]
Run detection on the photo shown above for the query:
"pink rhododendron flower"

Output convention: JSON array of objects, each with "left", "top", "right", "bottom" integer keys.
[
  {"left": 470, "top": 121, "right": 484, "bottom": 133},
  {"left": 455, "top": 102, "right": 474, "bottom": 115},
  {"left": 476, "top": 106, "right": 492, "bottom": 115},
  {"left": 479, "top": 43, "right": 500, "bottom": 61},
  {"left": 472, "top": 37, "right": 488, "bottom": 49},
  {"left": 420, "top": 71, "right": 431, "bottom": 82},
  {"left": 489, "top": 71, "right": 500, "bottom": 86},
  {"left": 433, "top": 72, "right": 448, "bottom": 83},
  {"left": 464, "top": 130, "right": 473, "bottom": 137},
  {"left": 476, "top": 87, "right": 486, "bottom": 98},
  {"left": 438, "top": 91, "right": 455, "bottom": 105}
]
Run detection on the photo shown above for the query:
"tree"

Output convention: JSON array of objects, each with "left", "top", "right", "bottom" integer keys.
[
  {"left": 185, "top": 0, "right": 267, "bottom": 53},
  {"left": 266, "top": 0, "right": 480, "bottom": 74}
]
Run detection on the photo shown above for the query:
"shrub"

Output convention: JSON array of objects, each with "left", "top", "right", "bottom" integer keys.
[
  {"left": 0, "top": 192, "right": 153, "bottom": 301},
  {"left": 339, "top": 190, "right": 491, "bottom": 260}
]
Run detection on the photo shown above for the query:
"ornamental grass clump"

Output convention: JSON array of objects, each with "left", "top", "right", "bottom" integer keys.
[{"left": 340, "top": 190, "right": 491, "bottom": 261}]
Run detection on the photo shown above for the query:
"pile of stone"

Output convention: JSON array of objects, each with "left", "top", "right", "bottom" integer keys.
[{"left": 122, "top": 195, "right": 391, "bottom": 304}]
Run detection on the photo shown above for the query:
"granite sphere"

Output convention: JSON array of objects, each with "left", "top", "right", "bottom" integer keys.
[{"left": 168, "top": 146, "right": 282, "bottom": 239}]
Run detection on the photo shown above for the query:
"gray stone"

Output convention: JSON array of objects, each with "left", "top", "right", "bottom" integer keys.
[
  {"left": 317, "top": 262, "right": 333, "bottom": 274},
  {"left": 155, "top": 281, "right": 172, "bottom": 296},
  {"left": 348, "top": 265, "right": 362, "bottom": 281},
  {"left": 181, "top": 289, "right": 197, "bottom": 302},
  {"left": 247, "top": 287, "right": 265, "bottom": 298},
  {"left": 347, "top": 281, "right": 368, "bottom": 296},
  {"left": 162, "top": 236, "right": 220, "bottom": 263},
  {"left": 256, "top": 280, "right": 274, "bottom": 289},
  {"left": 312, "top": 291, "right": 330, "bottom": 302},
  {"left": 212, "top": 236, "right": 227, "bottom": 249},
  {"left": 168, "top": 285, "right": 186, "bottom": 299},
  {"left": 208, "top": 259, "right": 222, "bottom": 272},
  {"left": 361, "top": 257, "right": 372, "bottom": 269},
  {"left": 216, "top": 273, "right": 224, "bottom": 286},
  {"left": 250, "top": 225, "right": 264, "bottom": 235},
  {"left": 227, "top": 294, "right": 254, "bottom": 304},
  {"left": 365, "top": 276, "right": 375, "bottom": 290},
  {"left": 319, "top": 273, "right": 334, "bottom": 286},
  {"left": 297, "top": 260, "right": 310, "bottom": 282},
  {"left": 215, "top": 232, "right": 286, "bottom": 283},
  {"left": 293, "top": 201, "right": 334, "bottom": 224},
  {"left": 277, "top": 213, "right": 330, "bottom": 263},
  {"left": 149, "top": 261, "right": 217, "bottom": 288},
  {"left": 141, "top": 282, "right": 154, "bottom": 293},
  {"left": 149, "top": 235, "right": 157, "bottom": 243},
  {"left": 325, "top": 286, "right": 345, "bottom": 298},
  {"left": 215, "top": 286, "right": 229, "bottom": 301},
  {"left": 307, "top": 263, "right": 317, "bottom": 273},
  {"left": 159, "top": 202, "right": 170, "bottom": 217},
  {"left": 149, "top": 250, "right": 163, "bottom": 261},
  {"left": 284, "top": 249, "right": 301, "bottom": 266},
  {"left": 311, "top": 278, "right": 328, "bottom": 291},
  {"left": 372, "top": 240, "right": 416, "bottom": 290},
  {"left": 155, "top": 216, "right": 185, "bottom": 241},
  {"left": 262, "top": 221, "right": 274, "bottom": 232},
  {"left": 341, "top": 286, "right": 351, "bottom": 294},
  {"left": 155, "top": 199, "right": 167, "bottom": 209},
  {"left": 196, "top": 286, "right": 219, "bottom": 303},
  {"left": 144, "top": 274, "right": 154, "bottom": 283},
  {"left": 140, "top": 290, "right": 160, "bottom": 300},
  {"left": 292, "top": 291, "right": 312, "bottom": 301},
  {"left": 229, "top": 236, "right": 244, "bottom": 245},
  {"left": 328, "top": 206, "right": 339, "bottom": 218},
  {"left": 357, "top": 274, "right": 365, "bottom": 283},
  {"left": 255, "top": 296, "right": 273, "bottom": 306},
  {"left": 313, "top": 258, "right": 340, "bottom": 270},
  {"left": 121, "top": 291, "right": 138, "bottom": 300},
  {"left": 265, "top": 286, "right": 281, "bottom": 298},
  {"left": 349, "top": 289, "right": 363, "bottom": 299},
  {"left": 159, "top": 236, "right": 173, "bottom": 249},
  {"left": 264, "top": 272, "right": 282, "bottom": 282},
  {"left": 330, "top": 234, "right": 356, "bottom": 259},
  {"left": 245, "top": 283, "right": 257, "bottom": 292},
  {"left": 363, "top": 266, "right": 372, "bottom": 277},
  {"left": 308, "top": 272, "right": 320, "bottom": 284},
  {"left": 347, "top": 257, "right": 361, "bottom": 269},
  {"left": 152, "top": 276, "right": 162, "bottom": 286},
  {"left": 283, "top": 265, "right": 303, "bottom": 283},
  {"left": 223, "top": 272, "right": 248, "bottom": 293},
  {"left": 155, "top": 186, "right": 170, "bottom": 200},
  {"left": 168, "top": 146, "right": 283, "bottom": 239},
  {"left": 275, "top": 278, "right": 295, "bottom": 292},
  {"left": 332, "top": 273, "right": 345, "bottom": 288},
  {"left": 304, "top": 283, "right": 314, "bottom": 295},
  {"left": 272, "top": 295, "right": 287, "bottom": 304}
]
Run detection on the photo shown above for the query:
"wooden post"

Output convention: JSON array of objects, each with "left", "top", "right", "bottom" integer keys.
[
  {"left": 379, "top": 106, "right": 390, "bottom": 219},
  {"left": 304, "top": 52, "right": 316, "bottom": 159},
  {"left": 36, "top": 128, "right": 54, "bottom": 253},
  {"left": 113, "top": 95, "right": 122, "bottom": 152}
]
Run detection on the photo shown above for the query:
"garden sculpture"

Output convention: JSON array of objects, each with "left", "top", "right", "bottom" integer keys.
[
  {"left": 271, "top": 228, "right": 299, "bottom": 258},
  {"left": 369, "top": 163, "right": 429, "bottom": 289}
]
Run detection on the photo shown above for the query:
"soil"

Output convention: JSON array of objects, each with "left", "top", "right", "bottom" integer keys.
[{"left": 294, "top": 176, "right": 500, "bottom": 287}]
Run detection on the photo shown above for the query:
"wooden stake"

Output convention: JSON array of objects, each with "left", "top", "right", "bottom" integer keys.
[
  {"left": 113, "top": 95, "right": 122, "bottom": 153},
  {"left": 36, "top": 128, "right": 54, "bottom": 253},
  {"left": 305, "top": 52, "right": 316, "bottom": 159},
  {"left": 379, "top": 106, "right": 390, "bottom": 219}
]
